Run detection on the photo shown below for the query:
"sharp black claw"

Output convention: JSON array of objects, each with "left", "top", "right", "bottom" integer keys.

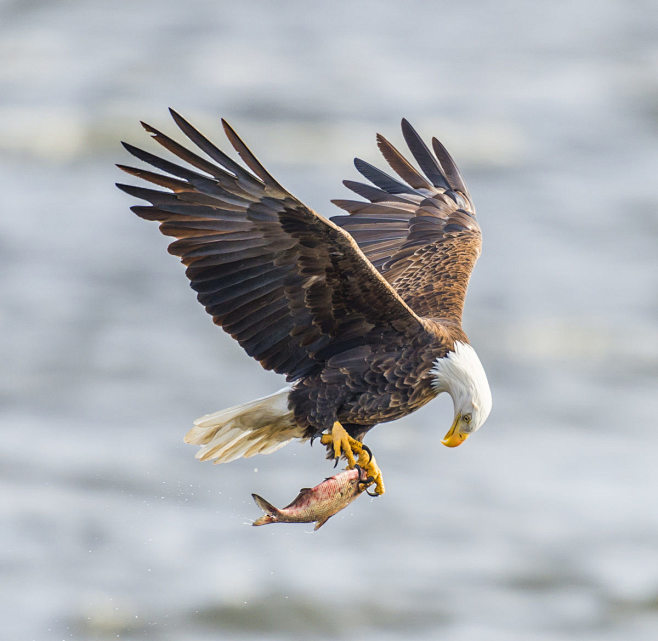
[
  {"left": 358, "top": 475, "right": 379, "bottom": 496},
  {"left": 361, "top": 444, "right": 372, "bottom": 463},
  {"left": 333, "top": 457, "right": 339, "bottom": 468},
  {"left": 365, "top": 486, "right": 380, "bottom": 497}
]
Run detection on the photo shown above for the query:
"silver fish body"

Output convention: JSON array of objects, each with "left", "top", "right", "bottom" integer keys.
[{"left": 252, "top": 466, "right": 370, "bottom": 530}]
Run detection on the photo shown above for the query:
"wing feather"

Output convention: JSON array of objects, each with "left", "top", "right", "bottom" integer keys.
[
  {"left": 353, "top": 158, "right": 415, "bottom": 194},
  {"left": 376, "top": 134, "right": 433, "bottom": 190},
  {"left": 118, "top": 112, "right": 425, "bottom": 381},
  {"left": 342, "top": 180, "right": 414, "bottom": 204},
  {"left": 401, "top": 119, "right": 451, "bottom": 190},
  {"left": 221, "top": 119, "right": 287, "bottom": 193},
  {"left": 432, "top": 136, "right": 469, "bottom": 195},
  {"left": 331, "top": 120, "right": 481, "bottom": 322},
  {"left": 168, "top": 109, "right": 262, "bottom": 191}
]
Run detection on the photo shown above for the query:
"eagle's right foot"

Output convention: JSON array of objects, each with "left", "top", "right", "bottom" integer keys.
[
  {"left": 320, "top": 422, "right": 385, "bottom": 495},
  {"left": 320, "top": 421, "right": 360, "bottom": 468}
]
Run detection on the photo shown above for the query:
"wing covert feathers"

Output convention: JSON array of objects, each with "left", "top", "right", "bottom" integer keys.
[
  {"left": 331, "top": 119, "right": 481, "bottom": 323},
  {"left": 118, "top": 111, "right": 424, "bottom": 381}
]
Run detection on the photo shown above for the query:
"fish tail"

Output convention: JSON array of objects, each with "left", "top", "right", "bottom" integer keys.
[
  {"left": 184, "top": 386, "right": 303, "bottom": 464},
  {"left": 251, "top": 493, "right": 280, "bottom": 526}
]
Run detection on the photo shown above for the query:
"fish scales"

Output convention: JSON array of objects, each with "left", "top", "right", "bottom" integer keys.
[{"left": 252, "top": 466, "right": 369, "bottom": 530}]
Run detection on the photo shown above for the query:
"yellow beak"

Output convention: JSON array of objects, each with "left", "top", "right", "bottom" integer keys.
[{"left": 441, "top": 414, "right": 468, "bottom": 448}]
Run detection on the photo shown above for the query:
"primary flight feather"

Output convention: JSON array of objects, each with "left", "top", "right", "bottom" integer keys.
[{"left": 117, "top": 111, "right": 492, "bottom": 495}]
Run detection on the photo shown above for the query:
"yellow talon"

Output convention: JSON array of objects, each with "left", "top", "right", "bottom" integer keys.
[
  {"left": 320, "top": 422, "right": 385, "bottom": 495},
  {"left": 320, "top": 421, "right": 361, "bottom": 468},
  {"left": 357, "top": 448, "right": 385, "bottom": 495}
]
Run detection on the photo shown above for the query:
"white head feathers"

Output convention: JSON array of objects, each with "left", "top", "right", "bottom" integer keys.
[{"left": 431, "top": 341, "right": 492, "bottom": 434}]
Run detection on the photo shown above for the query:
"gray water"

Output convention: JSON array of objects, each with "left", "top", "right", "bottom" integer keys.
[{"left": 2, "top": 1, "right": 658, "bottom": 639}]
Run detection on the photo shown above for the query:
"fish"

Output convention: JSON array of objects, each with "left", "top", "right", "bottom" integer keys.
[{"left": 252, "top": 466, "right": 371, "bottom": 530}]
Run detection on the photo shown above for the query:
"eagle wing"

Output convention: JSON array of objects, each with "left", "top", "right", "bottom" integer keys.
[
  {"left": 117, "top": 110, "right": 424, "bottom": 382},
  {"left": 331, "top": 119, "right": 481, "bottom": 323}
]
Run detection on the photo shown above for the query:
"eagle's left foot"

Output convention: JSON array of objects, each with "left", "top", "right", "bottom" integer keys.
[
  {"left": 357, "top": 448, "right": 385, "bottom": 496},
  {"left": 320, "top": 422, "right": 385, "bottom": 496}
]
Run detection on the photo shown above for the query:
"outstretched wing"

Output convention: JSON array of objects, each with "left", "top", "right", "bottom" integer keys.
[
  {"left": 331, "top": 119, "right": 481, "bottom": 323},
  {"left": 117, "top": 110, "right": 424, "bottom": 381}
]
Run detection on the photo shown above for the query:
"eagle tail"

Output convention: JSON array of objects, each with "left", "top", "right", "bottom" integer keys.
[
  {"left": 251, "top": 493, "right": 280, "bottom": 526},
  {"left": 184, "top": 386, "right": 302, "bottom": 464}
]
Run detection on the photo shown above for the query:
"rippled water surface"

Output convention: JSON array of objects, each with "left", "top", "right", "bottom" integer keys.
[{"left": 2, "top": 1, "right": 658, "bottom": 639}]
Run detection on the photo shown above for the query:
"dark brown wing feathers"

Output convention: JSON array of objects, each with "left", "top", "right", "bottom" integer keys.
[
  {"left": 376, "top": 133, "right": 433, "bottom": 190},
  {"left": 220, "top": 118, "right": 287, "bottom": 193},
  {"left": 400, "top": 118, "right": 451, "bottom": 191},
  {"left": 117, "top": 111, "right": 424, "bottom": 382},
  {"left": 431, "top": 135, "right": 469, "bottom": 195},
  {"left": 331, "top": 119, "right": 481, "bottom": 323}
]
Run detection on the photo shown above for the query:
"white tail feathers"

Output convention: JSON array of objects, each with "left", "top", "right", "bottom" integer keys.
[{"left": 184, "top": 386, "right": 303, "bottom": 464}]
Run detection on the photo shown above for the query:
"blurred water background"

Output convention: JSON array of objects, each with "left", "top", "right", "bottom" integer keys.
[{"left": 2, "top": 1, "right": 658, "bottom": 639}]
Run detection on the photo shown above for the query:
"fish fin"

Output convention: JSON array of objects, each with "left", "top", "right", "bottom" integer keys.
[
  {"left": 314, "top": 516, "right": 332, "bottom": 531},
  {"left": 281, "top": 487, "right": 312, "bottom": 510},
  {"left": 251, "top": 493, "right": 279, "bottom": 526}
]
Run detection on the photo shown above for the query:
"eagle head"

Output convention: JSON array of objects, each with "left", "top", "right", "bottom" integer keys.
[{"left": 431, "top": 341, "right": 492, "bottom": 447}]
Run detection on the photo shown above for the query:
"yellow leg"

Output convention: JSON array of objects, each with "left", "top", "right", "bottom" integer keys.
[
  {"left": 320, "top": 421, "right": 360, "bottom": 468},
  {"left": 320, "top": 422, "right": 385, "bottom": 495}
]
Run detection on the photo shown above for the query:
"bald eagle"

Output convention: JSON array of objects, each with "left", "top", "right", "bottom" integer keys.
[{"left": 117, "top": 111, "right": 492, "bottom": 494}]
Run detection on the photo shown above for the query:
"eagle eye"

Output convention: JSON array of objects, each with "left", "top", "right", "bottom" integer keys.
[{"left": 463, "top": 413, "right": 472, "bottom": 424}]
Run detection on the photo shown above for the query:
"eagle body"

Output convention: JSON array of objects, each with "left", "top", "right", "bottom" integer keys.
[
  {"left": 291, "top": 319, "right": 464, "bottom": 441},
  {"left": 117, "top": 112, "right": 492, "bottom": 470}
]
